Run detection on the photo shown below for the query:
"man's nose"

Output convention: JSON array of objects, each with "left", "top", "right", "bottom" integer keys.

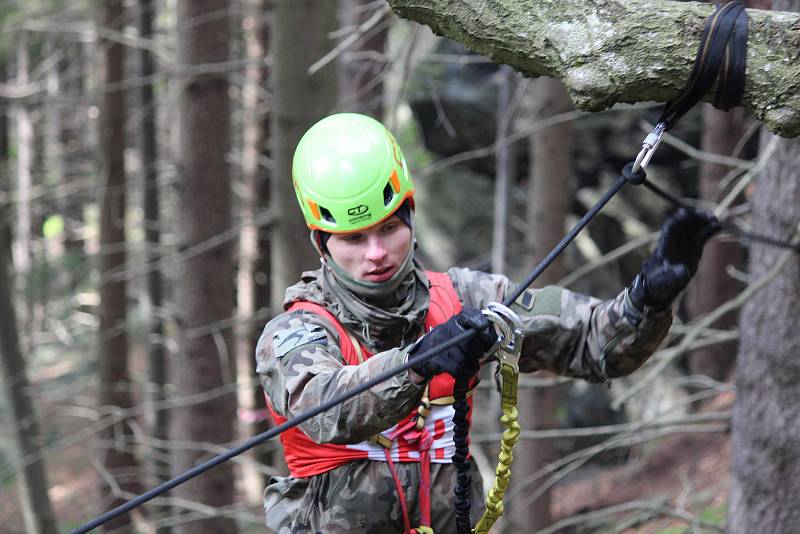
[{"left": 364, "top": 235, "right": 388, "bottom": 261}]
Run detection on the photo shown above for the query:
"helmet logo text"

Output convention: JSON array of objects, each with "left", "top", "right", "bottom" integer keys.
[{"left": 348, "top": 205, "right": 369, "bottom": 216}]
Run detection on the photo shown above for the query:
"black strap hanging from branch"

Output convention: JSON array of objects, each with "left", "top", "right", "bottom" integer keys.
[{"left": 658, "top": 0, "right": 748, "bottom": 131}]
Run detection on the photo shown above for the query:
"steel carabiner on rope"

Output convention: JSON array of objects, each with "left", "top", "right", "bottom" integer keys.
[{"left": 632, "top": 121, "right": 667, "bottom": 174}]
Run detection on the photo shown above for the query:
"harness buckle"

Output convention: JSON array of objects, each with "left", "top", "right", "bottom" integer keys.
[
  {"left": 632, "top": 121, "right": 667, "bottom": 173},
  {"left": 481, "top": 302, "right": 524, "bottom": 374}
]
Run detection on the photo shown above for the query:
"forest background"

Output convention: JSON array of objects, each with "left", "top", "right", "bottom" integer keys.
[{"left": 0, "top": 0, "right": 798, "bottom": 533}]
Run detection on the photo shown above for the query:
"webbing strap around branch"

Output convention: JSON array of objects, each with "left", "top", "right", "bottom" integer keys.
[{"left": 658, "top": 1, "right": 748, "bottom": 131}]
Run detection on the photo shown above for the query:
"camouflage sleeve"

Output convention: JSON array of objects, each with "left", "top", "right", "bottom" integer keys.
[
  {"left": 255, "top": 309, "right": 426, "bottom": 445},
  {"left": 447, "top": 267, "right": 672, "bottom": 382}
]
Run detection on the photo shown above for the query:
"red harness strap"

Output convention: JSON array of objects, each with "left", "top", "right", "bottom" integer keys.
[{"left": 278, "top": 271, "right": 464, "bottom": 533}]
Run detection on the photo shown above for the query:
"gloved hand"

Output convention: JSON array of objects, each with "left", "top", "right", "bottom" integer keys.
[
  {"left": 630, "top": 208, "right": 721, "bottom": 310},
  {"left": 410, "top": 308, "right": 497, "bottom": 381}
]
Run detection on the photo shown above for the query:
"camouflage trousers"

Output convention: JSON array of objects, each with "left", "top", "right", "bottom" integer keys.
[{"left": 264, "top": 459, "right": 485, "bottom": 533}]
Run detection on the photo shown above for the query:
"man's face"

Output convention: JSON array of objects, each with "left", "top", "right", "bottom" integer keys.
[{"left": 326, "top": 216, "right": 412, "bottom": 283}]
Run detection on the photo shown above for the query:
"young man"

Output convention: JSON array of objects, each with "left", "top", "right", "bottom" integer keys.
[{"left": 256, "top": 113, "right": 719, "bottom": 533}]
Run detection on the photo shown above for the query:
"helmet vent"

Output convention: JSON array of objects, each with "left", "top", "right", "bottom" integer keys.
[
  {"left": 383, "top": 183, "right": 394, "bottom": 206},
  {"left": 319, "top": 206, "right": 336, "bottom": 223}
]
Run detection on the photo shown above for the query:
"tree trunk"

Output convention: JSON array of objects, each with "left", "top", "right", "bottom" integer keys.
[
  {"left": 510, "top": 77, "right": 574, "bottom": 532},
  {"left": 138, "top": 1, "right": 170, "bottom": 531},
  {"left": 386, "top": 0, "right": 800, "bottom": 137},
  {"left": 59, "top": 39, "right": 87, "bottom": 286},
  {"left": 270, "top": 0, "right": 338, "bottom": 312},
  {"left": 0, "top": 64, "right": 59, "bottom": 534},
  {"left": 237, "top": 0, "right": 274, "bottom": 502},
  {"left": 729, "top": 122, "right": 800, "bottom": 534},
  {"left": 490, "top": 66, "right": 518, "bottom": 276},
  {"left": 338, "top": 0, "right": 389, "bottom": 116},
  {"left": 173, "top": 2, "right": 237, "bottom": 532},
  {"left": 12, "top": 32, "right": 33, "bottom": 321},
  {"left": 730, "top": 1, "right": 800, "bottom": 526},
  {"left": 96, "top": 2, "right": 139, "bottom": 530},
  {"left": 685, "top": 105, "right": 745, "bottom": 383}
]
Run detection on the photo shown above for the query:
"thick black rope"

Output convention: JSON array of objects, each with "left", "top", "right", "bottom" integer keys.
[{"left": 452, "top": 378, "right": 473, "bottom": 532}]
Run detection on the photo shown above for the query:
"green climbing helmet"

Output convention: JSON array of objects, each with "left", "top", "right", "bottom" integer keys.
[{"left": 292, "top": 113, "right": 414, "bottom": 233}]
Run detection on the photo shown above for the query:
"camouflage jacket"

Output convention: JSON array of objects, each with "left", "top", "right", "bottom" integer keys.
[{"left": 256, "top": 267, "right": 671, "bottom": 533}]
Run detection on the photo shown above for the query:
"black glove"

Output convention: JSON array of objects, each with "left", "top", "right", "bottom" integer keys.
[
  {"left": 630, "top": 208, "right": 721, "bottom": 310},
  {"left": 410, "top": 308, "right": 497, "bottom": 381}
]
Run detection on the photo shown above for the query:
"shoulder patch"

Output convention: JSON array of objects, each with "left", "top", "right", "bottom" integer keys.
[
  {"left": 272, "top": 323, "right": 327, "bottom": 359},
  {"left": 531, "top": 286, "right": 562, "bottom": 317}
]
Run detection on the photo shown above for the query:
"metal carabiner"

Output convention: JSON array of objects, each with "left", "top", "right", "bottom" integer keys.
[
  {"left": 481, "top": 302, "right": 524, "bottom": 374},
  {"left": 632, "top": 121, "right": 667, "bottom": 174}
]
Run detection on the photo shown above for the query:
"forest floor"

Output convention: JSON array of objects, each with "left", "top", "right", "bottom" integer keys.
[
  {"left": 551, "top": 390, "right": 733, "bottom": 533},
  {"left": 1, "top": 391, "right": 733, "bottom": 534}
]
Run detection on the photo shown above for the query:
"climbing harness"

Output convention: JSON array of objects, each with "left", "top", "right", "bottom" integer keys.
[{"left": 73, "top": 2, "right": 794, "bottom": 533}]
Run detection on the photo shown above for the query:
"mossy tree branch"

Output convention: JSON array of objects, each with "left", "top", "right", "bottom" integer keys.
[{"left": 386, "top": 0, "right": 800, "bottom": 137}]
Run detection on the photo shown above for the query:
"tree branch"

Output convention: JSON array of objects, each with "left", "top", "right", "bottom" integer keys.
[{"left": 386, "top": 0, "right": 800, "bottom": 137}]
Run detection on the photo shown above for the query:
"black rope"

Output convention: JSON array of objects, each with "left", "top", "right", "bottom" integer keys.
[
  {"left": 452, "top": 378, "right": 473, "bottom": 533},
  {"left": 642, "top": 180, "right": 800, "bottom": 253},
  {"left": 505, "top": 172, "right": 633, "bottom": 307}
]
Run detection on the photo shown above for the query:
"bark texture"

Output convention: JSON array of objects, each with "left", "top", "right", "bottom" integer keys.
[
  {"left": 729, "top": 3, "right": 800, "bottom": 526},
  {"left": 729, "top": 123, "right": 800, "bottom": 534},
  {"left": 96, "top": 1, "right": 139, "bottom": 529},
  {"left": 386, "top": 0, "right": 800, "bottom": 137},
  {"left": 270, "top": 0, "right": 338, "bottom": 312},
  {"left": 173, "top": 1, "right": 236, "bottom": 532},
  {"left": 0, "top": 74, "right": 59, "bottom": 534},
  {"left": 237, "top": 0, "right": 275, "bottom": 500},
  {"left": 138, "top": 1, "right": 170, "bottom": 531}
]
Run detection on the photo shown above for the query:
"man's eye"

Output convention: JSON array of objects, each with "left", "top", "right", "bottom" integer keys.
[
  {"left": 343, "top": 234, "right": 363, "bottom": 243},
  {"left": 381, "top": 223, "right": 399, "bottom": 233}
]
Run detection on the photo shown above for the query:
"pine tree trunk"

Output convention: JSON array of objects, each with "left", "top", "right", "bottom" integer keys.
[
  {"left": 96, "top": 2, "right": 139, "bottom": 530},
  {"left": 138, "top": 1, "right": 170, "bottom": 531},
  {"left": 685, "top": 105, "right": 745, "bottom": 383},
  {"left": 58, "top": 40, "right": 87, "bottom": 285},
  {"left": 729, "top": 2, "right": 800, "bottom": 527},
  {"left": 0, "top": 66, "right": 59, "bottom": 534},
  {"left": 237, "top": 0, "right": 274, "bottom": 502},
  {"left": 729, "top": 123, "right": 800, "bottom": 534},
  {"left": 173, "top": 1, "right": 237, "bottom": 532},
  {"left": 12, "top": 32, "right": 33, "bottom": 322},
  {"left": 511, "top": 76, "right": 575, "bottom": 532},
  {"left": 270, "top": 0, "right": 338, "bottom": 313}
]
